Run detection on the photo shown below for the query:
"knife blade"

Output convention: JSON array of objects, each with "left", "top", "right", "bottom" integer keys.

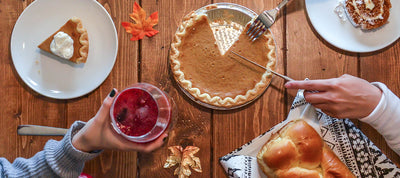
[
  {"left": 17, "top": 125, "right": 68, "bottom": 136},
  {"left": 230, "top": 51, "right": 294, "bottom": 81}
]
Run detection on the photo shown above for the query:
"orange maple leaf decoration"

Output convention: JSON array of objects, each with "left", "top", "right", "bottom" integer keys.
[{"left": 121, "top": 2, "right": 159, "bottom": 41}]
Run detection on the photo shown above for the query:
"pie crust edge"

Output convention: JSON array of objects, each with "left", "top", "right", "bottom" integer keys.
[{"left": 71, "top": 17, "right": 89, "bottom": 64}]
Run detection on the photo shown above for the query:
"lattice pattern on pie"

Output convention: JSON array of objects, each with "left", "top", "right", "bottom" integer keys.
[{"left": 170, "top": 12, "right": 276, "bottom": 108}]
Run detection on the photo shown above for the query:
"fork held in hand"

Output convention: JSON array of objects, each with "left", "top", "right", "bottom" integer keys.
[{"left": 247, "top": 0, "right": 291, "bottom": 41}]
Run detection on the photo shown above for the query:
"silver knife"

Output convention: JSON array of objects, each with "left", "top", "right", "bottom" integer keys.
[
  {"left": 17, "top": 125, "right": 68, "bottom": 136},
  {"left": 230, "top": 51, "right": 294, "bottom": 81}
]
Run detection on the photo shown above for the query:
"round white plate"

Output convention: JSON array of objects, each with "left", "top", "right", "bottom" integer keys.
[
  {"left": 11, "top": 0, "right": 118, "bottom": 99},
  {"left": 305, "top": 0, "right": 400, "bottom": 53}
]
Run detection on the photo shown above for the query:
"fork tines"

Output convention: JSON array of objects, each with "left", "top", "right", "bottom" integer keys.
[
  {"left": 246, "top": 18, "right": 267, "bottom": 42},
  {"left": 246, "top": 18, "right": 267, "bottom": 41},
  {"left": 247, "top": 0, "right": 291, "bottom": 41}
]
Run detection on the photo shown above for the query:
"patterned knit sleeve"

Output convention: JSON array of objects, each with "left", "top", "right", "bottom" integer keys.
[
  {"left": 0, "top": 121, "right": 101, "bottom": 178},
  {"left": 360, "top": 82, "right": 400, "bottom": 156}
]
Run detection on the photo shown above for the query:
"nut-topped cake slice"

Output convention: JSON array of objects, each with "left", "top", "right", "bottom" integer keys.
[{"left": 345, "top": 0, "right": 391, "bottom": 30}]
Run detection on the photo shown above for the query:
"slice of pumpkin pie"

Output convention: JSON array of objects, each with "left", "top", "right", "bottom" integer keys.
[{"left": 38, "top": 17, "right": 89, "bottom": 64}]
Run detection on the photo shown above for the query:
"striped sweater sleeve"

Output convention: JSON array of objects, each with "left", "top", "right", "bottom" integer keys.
[
  {"left": 360, "top": 82, "right": 400, "bottom": 156},
  {"left": 0, "top": 121, "right": 101, "bottom": 178}
]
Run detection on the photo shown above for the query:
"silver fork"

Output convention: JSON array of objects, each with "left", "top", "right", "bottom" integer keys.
[{"left": 247, "top": 0, "right": 291, "bottom": 41}]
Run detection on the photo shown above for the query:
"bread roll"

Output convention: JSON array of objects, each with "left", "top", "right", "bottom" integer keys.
[{"left": 257, "top": 120, "right": 355, "bottom": 178}]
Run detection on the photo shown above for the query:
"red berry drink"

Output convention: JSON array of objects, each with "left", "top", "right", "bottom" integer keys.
[{"left": 110, "top": 83, "right": 173, "bottom": 143}]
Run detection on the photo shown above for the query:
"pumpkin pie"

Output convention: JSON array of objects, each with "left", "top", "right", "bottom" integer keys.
[
  {"left": 38, "top": 17, "right": 89, "bottom": 64},
  {"left": 170, "top": 13, "right": 276, "bottom": 108}
]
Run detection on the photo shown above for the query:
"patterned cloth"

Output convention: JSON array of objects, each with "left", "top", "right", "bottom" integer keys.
[{"left": 220, "top": 89, "right": 400, "bottom": 178}]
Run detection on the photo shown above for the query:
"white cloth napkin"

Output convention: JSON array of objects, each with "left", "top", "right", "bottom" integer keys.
[{"left": 220, "top": 90, "right": 400, "bottom": 178}]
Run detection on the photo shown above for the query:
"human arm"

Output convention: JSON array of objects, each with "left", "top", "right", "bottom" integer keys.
[
  {"left": 359, "top": 82, "right": 400, "bottom": 155},
  {"left": 0, "top": 121, "right": 99, "bottom": 178},
  {"left": 1, "top": 89, "right": 168, "bottom": 177},
  {"left": 284, "top": 74, "right": 400, "bottom": 155},
  {"left": 284, "top": 74, "right": 382, "bottom": 119}
]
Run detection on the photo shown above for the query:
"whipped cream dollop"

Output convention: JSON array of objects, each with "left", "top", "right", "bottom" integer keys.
[{"left": 50, "top": 31, "right": 74, "bottom": 59}]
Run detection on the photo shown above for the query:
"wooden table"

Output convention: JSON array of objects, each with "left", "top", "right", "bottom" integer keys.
[{"left": 1, "top": 0, "right": 399, "bottom": 177}]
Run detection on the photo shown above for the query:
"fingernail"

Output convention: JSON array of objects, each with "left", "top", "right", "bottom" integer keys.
[{"left": 109, "top": 89, "right": 116, "bottom": 97}]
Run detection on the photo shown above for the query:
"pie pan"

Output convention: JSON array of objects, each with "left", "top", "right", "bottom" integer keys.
[{"left": 170, "top": 3, "right": 277, "bottom": 110}]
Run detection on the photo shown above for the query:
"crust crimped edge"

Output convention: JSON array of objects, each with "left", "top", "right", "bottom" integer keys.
[
  {"left": 169, "top": 12, "right": 276, "bottom": 108},
  {"left": 71, "top": 17, "right": 89, "bottom": 64}
]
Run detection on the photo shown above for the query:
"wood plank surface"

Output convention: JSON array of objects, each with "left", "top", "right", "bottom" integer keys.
[
  {"left": 211, "top": 0, "right": 286, "bottom": 178},
  {"left": 139, "top": 1, "right": 212, "bottom": 177},
  {"left": 75, "top": 0, "right": 140, "bottom": 177},
  {"left": 1, "top": 0, "right": 67, "bottom": 165},
  {"left": 1, "top": 0, "right": 400, "bottom": 177},
  {"left": 285, "top": 0, "right": 359, "bottom": 132},
  {"left": 286, "top": 0, "right": 358, "bottom": 84}
]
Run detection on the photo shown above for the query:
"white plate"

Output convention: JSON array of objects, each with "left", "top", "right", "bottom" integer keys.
[
  {"left": 305, "top": 0, "right": 400, "bottom": 53},
  {"left": 11, "top": 0, "right": 118, "bottom": 99}
]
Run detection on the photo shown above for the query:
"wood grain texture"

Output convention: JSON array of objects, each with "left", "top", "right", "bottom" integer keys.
[
  {"left": 286, "top": 0, "right": 358, "bottom": 109},
  {"left": 139, "top": 1, "right": 212, "bottom": 177},
  {"left": 1, "top": 0, "right": 67, "bottom": 163},
  {"left": 286, "top": 0, "right": 358, "bottom": 81},
  {"left": 1, "top": 0, "right": 400, "bottom": 178},
  {"left": 211, "top": 0, "right": 286, "bottom": 177},
  {"left": 360, "top": 42, "right": 400, "bottom": 167},
  {"left": 69, "top": 0, "right": 140, "bottom": 177}
]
